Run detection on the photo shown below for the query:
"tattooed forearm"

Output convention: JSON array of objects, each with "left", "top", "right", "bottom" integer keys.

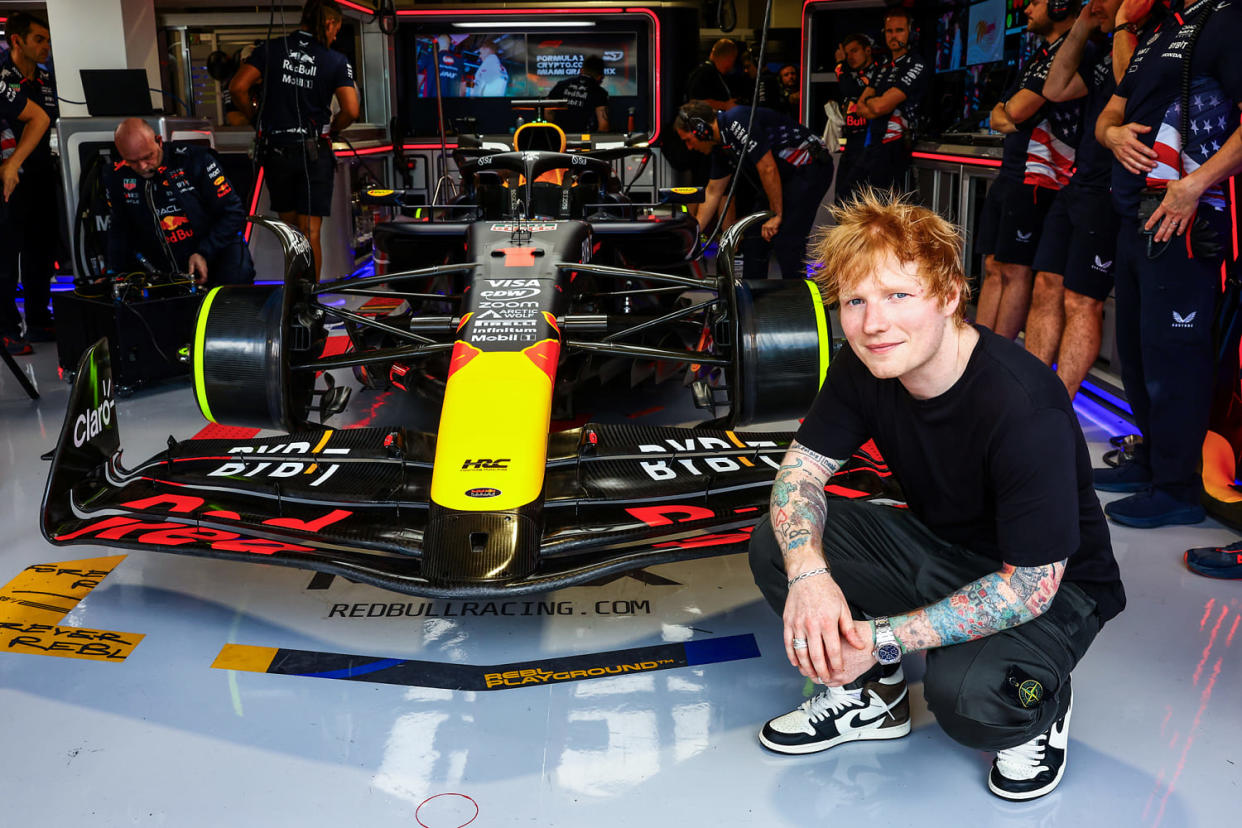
[
  {"left": 887, "top": 560, "right": 1066, "bottom": 653},
  {"left": 770, "top": 441, "right": 844, "bottom": 562}
]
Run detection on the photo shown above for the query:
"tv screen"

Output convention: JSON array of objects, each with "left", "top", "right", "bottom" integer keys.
[
  {"left": 967, "top": 0, "right": 1005, "bottom": 66},
  {"left": 414, "top": 32, "right": 641, "bottom": 99}
]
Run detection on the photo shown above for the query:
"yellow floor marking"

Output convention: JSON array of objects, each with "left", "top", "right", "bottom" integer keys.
[
  {"left": 212, "top": 643, "right": 278, "bottom": 673},
  {"left": 0, "top": 555, "right": 144, "bottom": 662}
]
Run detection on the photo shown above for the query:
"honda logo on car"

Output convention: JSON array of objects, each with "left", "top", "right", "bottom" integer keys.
[{"left": 74, "top": 380, "right": 115, "bottom": 447}]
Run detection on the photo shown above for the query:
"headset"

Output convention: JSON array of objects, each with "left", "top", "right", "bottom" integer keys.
[
  {"left": 1048, "top": 0, "right": 1074, "bottom": 22},
  {"left": 689, "top": 115, "right": 713, "bottom": 141},
  {"left": 676, "top": 103, "right": 715, "bottom": 141}
]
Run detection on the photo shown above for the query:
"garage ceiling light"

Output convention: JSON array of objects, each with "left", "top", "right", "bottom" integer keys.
[{"left": 451, "top": 21, "right": 596, "bottom": 27}]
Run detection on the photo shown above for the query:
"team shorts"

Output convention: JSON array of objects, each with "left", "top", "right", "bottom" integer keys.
[
  {"left": 975, "top": 177, "right": 1058, "bottom": 267},
  {"left": 1031, "top": 186, "right": 1119, "bottom": 301},
  {"left": 262, "top": 141, "right": 336, "bottom": 216}
]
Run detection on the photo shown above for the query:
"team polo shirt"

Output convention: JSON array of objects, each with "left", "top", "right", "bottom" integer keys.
[
  {"left": 1066, "top": 42, "right": 1117, "bottom": 192},
  {"left": 0, "top": 58, "right": 55, "bottom": 169},
  {"left": 549, "top": 73, "right": 610, "bottom": 132},
  {"left": 837, "top": 61, "right": 875, "bottom": 152},
  {"left": 864, "top": 51, "right": 928, "bottom": 147},
  {"left": 1112, "top": 0, "right": 1242, "bottom": 215},
  {"left": 997, "top": 34, "right": 1081, "bottom": 188},
  {"left": 247, "top": 29, "right": 355, "bottom": 144},
  {"left": 709, "top": 105, "right": 826, "bottom": 180}
]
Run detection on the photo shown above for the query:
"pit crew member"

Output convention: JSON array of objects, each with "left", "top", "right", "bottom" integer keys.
[
  {"left": 106, "top": 118, "right": 254, "bottom": 287},
  {"left": 549, "top": 54, "right": 611, "bottom": 133},
  {"left": 975, "top": 0, "right": 1081, "bottom": 341},
  {"left": 833, "top": 33, "right": 876, "bottom": 205},
  {"left": 674, "top": 101, "right": 833, "bottom": 279},
  {"left": 0, "top": 11, "right": 57, "bottom": 354},
  {"left": 230, "top": 0, "right": 358, "bottom": 282},
  {"left": 1024, "top": 0, "right": 1141, "bottom": 397},
  {"left": 748, "top": 191, "right": 1125, "bottom": 800},
  {"left": 850, "top": 8, "right": 929, "bottom": 194},
  {"left": 1093, "top": 0, "right": 1242, "bottom": 527}
]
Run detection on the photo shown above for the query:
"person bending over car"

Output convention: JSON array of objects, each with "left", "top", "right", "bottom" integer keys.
[
  {"left": 107, "top": 118, "right": 254, "bottom": 287},
  {"left": 674, "top": 100, "right": 832, "bottom": 279},
  {"left": 747, "top": 190, "right": 1125, "bottom": 800}
]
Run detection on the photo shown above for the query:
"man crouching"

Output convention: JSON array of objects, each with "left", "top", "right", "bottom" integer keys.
[{"left": 748, "top": 189, "right": 1125, "bottom": 800}]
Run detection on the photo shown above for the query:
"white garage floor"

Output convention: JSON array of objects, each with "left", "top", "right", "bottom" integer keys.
[{"left": 1, "top": 339, "right": 1238, "bottom": 827}]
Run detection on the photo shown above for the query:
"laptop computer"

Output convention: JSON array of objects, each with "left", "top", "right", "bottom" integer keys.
[{"left": 79, "top": 69, "right": 155, "bottom": 117}]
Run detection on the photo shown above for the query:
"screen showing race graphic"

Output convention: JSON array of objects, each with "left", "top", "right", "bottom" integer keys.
[
  {"left": 414, "top": 32, "right": 640, "bottom": 99},
  {"left": 524, "top": 33, "right": 640, "bottom": 96}
]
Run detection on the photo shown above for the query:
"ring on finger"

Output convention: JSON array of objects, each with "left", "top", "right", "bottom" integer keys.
[{"left": 791, "top": 637, "right": 808, "bottom": 650}]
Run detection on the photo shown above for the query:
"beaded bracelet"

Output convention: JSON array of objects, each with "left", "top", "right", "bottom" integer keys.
[{"left": 787, "top": 567, "right": 830, "bottom": 588}]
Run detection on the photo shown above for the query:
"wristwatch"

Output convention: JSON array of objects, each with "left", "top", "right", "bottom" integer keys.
[{"left": 872, "top": 617, "right": 902, "bottom": 665}]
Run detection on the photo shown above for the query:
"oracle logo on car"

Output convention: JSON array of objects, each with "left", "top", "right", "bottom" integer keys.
[{"left": 74, "top": 381, "right": 115, "bottom": 448}]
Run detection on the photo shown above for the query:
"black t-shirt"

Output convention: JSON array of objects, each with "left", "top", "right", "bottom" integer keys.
[
  {"left": 0, "top": 58, "right": 56, "bottom": 171},
  {"left": 686, "top": 60, "right": 733, "bottom": 104},
  {"left": 837, "top": 61, "right": 875, "bottom": 152},
  {"left": 548, "top": 73, "right": 610, "bottom": 132},
  {"left": 864, "top": 52, "right": 928, "bottom": 147},
  {"left": 796, "top": 326, "right": 1125, "bottom": 622},
  {"left": 1066, "top": 41, "right": 1116, "bottom": 191},
  {"left": 998, "top": 33, "right": 1082, "bottom": 187},
  {"left": 742, "top": 69, "right": 789, "bottom": 114},
  {"left": 1112, "top": 0, "right": 1242, "bottom": 216},
  {"left": 247, "top": 29, "right": 355, "bottom": 145},
  {"left": 709, "top": 105, "right": 827, "bottom": 181}
]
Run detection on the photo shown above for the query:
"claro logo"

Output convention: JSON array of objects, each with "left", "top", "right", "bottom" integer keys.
[{"left": 74, "top": 381, "right": 115, "bottom": 448}]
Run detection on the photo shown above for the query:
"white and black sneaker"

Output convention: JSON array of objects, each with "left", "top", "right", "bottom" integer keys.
[
  {"left": 759, "top": 663, "right": 910, "bottom": 754},
  {"left": 988, "top": 688, "right": 1073, "bottom": 801}
]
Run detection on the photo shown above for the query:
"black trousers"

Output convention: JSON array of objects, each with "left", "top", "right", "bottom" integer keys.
[
  {"left": 0, "top": 167, "right": 58, "bottom": 335},
  {"left": 834, "top": 145, "right": 865, "bottom": 206},
  {"left": 202, "top": 240, "right": 256, "bottom": 287},
  {"left": 748, "top": 500, "right": 1101, "bottom": 752},
  {"left": 740, "top": 161, "right": 833, "bottom": 280},
  {"left": 1113, "top": 213, "right": 1225, "bottom": 498},
  {"left": 851, "top": 140, "right": 912, "bottom": 196}
]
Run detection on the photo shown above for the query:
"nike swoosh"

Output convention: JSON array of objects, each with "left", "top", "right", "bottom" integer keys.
[{"left": 849, "top": 686, "right": 908, "bottom": 727}]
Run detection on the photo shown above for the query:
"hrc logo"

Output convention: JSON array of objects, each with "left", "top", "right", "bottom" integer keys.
[{"left": 462, "top": 458, "right": 510, "bottom": 470}]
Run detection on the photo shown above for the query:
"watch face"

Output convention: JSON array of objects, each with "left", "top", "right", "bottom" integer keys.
[{"left": 876, "top": 642, "right": 902, "bottom": 664}]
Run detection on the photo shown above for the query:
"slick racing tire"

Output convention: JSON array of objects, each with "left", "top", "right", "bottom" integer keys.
[
  {"left": 192, "top": 285, "right": 321, "bottom": 431},
  {"left": 731, "top": 279, "right": 831, "bottom": 425}
]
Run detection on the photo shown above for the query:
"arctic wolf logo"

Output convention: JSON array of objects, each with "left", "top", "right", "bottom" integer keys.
[
  {"left": 1092, "top": 255, "right": 1113, "bottom": 271},
  {"left": 1172, "top": 311, "right": 1197, "bottom": 328},
  {"left": 1016, "top": 230, "right": 1033, "bottom": 242}
]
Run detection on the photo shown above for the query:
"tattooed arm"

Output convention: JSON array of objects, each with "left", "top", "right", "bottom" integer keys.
[
  {"left": 772, "top": 440, "right": 868, "bottom": 679},
  {"left": 884, "top": 560, "right": 1067, "bottom": 654}
]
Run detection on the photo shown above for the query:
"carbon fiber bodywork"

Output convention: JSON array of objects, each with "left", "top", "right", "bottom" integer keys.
[{"left": 42, "top": 341, "right": 901, "bottom": 598}]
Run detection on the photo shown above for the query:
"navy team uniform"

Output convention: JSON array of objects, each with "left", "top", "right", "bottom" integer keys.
[
  {"left": 548, "top": 72, "right": 609, "bottom": 133},
  {"left": 0, "top": 59, "right": 57, "bottom": 339},
  {"left": 1031, "top": 43, "right": 1119, "bottom": 301},
  {"left": 710, "top": 105, "right": 833, "bottom": 279},
  {"left": 105, "top": 143, "right": 254, "bottom": 286},
  {"left": 1107, "top": 0, "right": 1242, "bottom": 508},
  {"left": 977, "top": 34, "right": 1082, "bottom": 267},
  {"left": 852, "top": 51, "right": 928, "bottom": 193},
  {"left": 247, "top": 29, "right": 355, "bottom": 216},
  {"left": 834, "top": 59, "right": 874, "bottom": 204}
]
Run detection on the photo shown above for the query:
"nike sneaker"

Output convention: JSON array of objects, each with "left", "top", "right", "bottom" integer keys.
[
  {"left": 759, "top": 662, "right": 910, "bottom": 754},
  {"left": 988, "top": 687, "right": 1072, "bottom": 801}
]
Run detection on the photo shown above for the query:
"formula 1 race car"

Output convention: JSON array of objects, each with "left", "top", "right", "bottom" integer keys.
[{"left": 41, "top": 124, "right": 901, "bottom": 598}]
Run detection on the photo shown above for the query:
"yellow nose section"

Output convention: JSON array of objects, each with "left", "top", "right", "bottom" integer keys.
[{"left": 430, "top": 340, "right": 560, "bottom": 511}]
